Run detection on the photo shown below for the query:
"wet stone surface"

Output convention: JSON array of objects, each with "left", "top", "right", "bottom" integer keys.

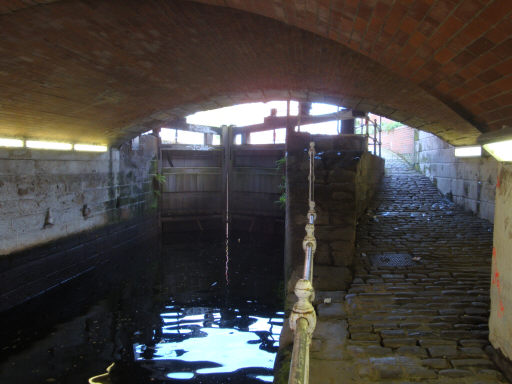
[{"left": 310, "top": 150, "right": 508, "bottom": 383}]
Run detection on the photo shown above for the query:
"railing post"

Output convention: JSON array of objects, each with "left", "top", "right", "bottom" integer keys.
[
  {"left": 378, "top": 117, "right": 382, "bottom": 157},
  {"left": 373, "top": 119, "right": 377, "bottom": 155},
  {"left": 222, "top": 125, "right": 233, "bottom": 225},
  {"left": 288, "top": 279, "right": 316, "bottom": 384},
  {"left": 288, "top": 142, "right": 317, "bottom": 384}
]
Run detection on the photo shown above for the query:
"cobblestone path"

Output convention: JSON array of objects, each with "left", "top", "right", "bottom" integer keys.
[{"left": 310, "top": 151, "right": 508, "bottom": 383}]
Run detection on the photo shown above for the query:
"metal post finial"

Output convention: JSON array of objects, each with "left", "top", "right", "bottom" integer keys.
[{"left": 289, "top": 279, "right": 316, "bottom": 334}]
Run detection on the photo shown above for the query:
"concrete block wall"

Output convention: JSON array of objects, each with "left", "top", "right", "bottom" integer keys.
[
  {"left": 489, "top": 163, "right": 512, "bottom": 367},
  {"left": 415, "top": 130, "right": 498, "bottom": 222},
  {"left": 0, "top": 135, "right": 158, "bottom": 255},
  {"left": 0, "top": 135, "right": 160, "bottom": 311}
]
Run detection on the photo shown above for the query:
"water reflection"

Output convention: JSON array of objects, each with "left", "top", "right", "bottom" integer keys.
[
  {"left": 134, "top": 304, "right": 282, "bottom": 380},
  {"left": 0, "top": 232, "right": 284, "bottom": 384}
]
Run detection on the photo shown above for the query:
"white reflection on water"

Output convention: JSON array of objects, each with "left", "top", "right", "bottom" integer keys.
[
  {"left": 167, "top": 372, "right": 195, "bottom": 379},
  {"left": 134, "top": 306, "right": 283, "bottom": 380}
]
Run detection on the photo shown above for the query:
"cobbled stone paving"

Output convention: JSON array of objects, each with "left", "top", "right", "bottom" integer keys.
[{"left": 310, "top": 150, "right": 508, "bottom": 383}]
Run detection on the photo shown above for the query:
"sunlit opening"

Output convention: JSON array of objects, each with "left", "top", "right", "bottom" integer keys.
[
  {"left": 234, "top": 134, "right": 242, "bottom": 145},
  {"left": 26, "top": 140, "right": 72, "bottom": 151},
  {"left": 454, "top": 146, "right": 481, "bottom": 158},
  {"left": 74, "top": 144, "right": 108, "bottom": 152},
  {"left": 160, "top": 128, "right": 176, "bottom": 144},
  {"left": 250, "top": 129, "right": 286, "bottom": 144},
  {"left": 160, "top": 128, "right": 205, "bottom": 145},
  {"left": 309, "top": 103, "right": 341, "bottom": 115},
  {"left": 212, "top": 134, "right": 221, "bottom": 146},
  {"left": 298, "top": 121, "right": 339, "bottom": 135},
  {"left": 484, "top": 140, "right": 512, "bottom": 162},
  {"left": 177, "top": 130, "right": 203, "bottom": 145},
  {"left": 187, "top": 101, "right": 299, "bottom": 127},
  {"left": 0, "top": 138, "right": 24, "bottom": 148}
]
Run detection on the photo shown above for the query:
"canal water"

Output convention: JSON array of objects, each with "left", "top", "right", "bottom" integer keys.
[{"left": 0, "top": 232, "right": 284, "bottom": 383}]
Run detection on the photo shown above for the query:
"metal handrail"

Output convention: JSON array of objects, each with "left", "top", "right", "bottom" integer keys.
[
  {"left": 288, "top": 142, "right": 317, "bottom": 384},
  {"left": 359, "top": 117, "right": 382, "bottom": 157}
]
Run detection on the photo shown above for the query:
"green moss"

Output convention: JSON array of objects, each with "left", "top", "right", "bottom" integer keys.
[
  {"left": 273, "top": 346, "right": 292, "bottom": 384},
  {"left": 275, "top": 157, "right": 286, "bottom": 209}
]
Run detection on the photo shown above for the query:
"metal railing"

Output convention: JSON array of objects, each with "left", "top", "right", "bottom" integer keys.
[
  {"left": 288, "top": 142, "right": 317, "bottom": 384},
  {"left": 360, "top": 117, "right": 382, "bottom": 157}
]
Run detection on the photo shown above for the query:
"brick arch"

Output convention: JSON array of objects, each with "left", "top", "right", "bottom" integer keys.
[
  {"left": 188, "top": 0, "right": 512, "bottom": 134},
  {"left": 0, "top": 0, "right": 507, "bottom": 146}
]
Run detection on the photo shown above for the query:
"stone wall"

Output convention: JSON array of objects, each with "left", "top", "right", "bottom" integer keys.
[
  {"left": 489, "top": 163, "right": 512, "bottom": 370},
  {"left": 285, "top": 133, "right": 384, "bottom": 301},
  {"left": 415, "top": 131, "right": 498, "bottom": 222},
  {"left": 0, "top": 135, "right": 160, "bottom": 311}
]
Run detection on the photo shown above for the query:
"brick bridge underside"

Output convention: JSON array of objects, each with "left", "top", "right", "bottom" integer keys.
[{"left": 0, "top": 0, "right": 511, "bottom": 147}]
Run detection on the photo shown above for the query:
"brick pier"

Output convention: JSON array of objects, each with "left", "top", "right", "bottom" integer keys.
[{"left": 309, "top": 150, "right": 508, "bottom": 383}]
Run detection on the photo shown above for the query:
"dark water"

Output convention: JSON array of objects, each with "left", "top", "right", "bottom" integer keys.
[{"left": 0, "top": 232, "right": 284, "bottom": 384}]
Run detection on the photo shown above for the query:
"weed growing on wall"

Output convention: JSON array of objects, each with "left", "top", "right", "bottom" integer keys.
[{"left": 275, "top": 157, "right": 286, "bottom": 209}]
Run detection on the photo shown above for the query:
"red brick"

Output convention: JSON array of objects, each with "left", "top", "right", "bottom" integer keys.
[
  {"left": 479, "top": 0, "right": 512, "bottom": 26},
  {"left": 479, "top": 83, "right": 502, "bottom": 99},
  {"left": 395, "top": 29, "right": 410, "bottom": 46},
  {"left": 453, "top": 0, "right": 485, "bottom": 22},
  {"left": 384, "top": 3, "right": 408, "bottom": 35},
  {"left": 417, "top": 16, "right": 439, "bottom": 38},
  {"left": 411, "top": 67, "right": 431, "bottom": 83},
  {"left": 400, "top": 16, "right": 418, "bottom": 34},
  {"left": 467, "top": 37, "right": 494, "bottom": 56},
  {"left": 400, "top": 42, "right": 419, "bottom": 59},
  {"left": 478, "top": 69, "right": 502, "bottom": 83},
  {"left": 451, "top": 50, "right": 477, "bottom": 67},
  {"left": 435, "top": 80, "right": 453, "bottom": 93},
  {"left": 471, "top": 50, "right": 501, "bottom": 70},
  {"left": 493, "top": 58, "right": 512, "bottom": 76},
  {"left": 409, "top": 31, "right": 427, "bottom": 48},
  {"left": 483, "top": 105, "right": 512, "bottom": 121},
  {"left": 464, "top": 78, "right": 487, "bottom": 92},
  {"left": 440, "top": 61, "right": 459, "bottom": 76},
  {"left": 480, "top": 98, "right": 501, "bottom": 112},
  {"left": 432, "top": 15, "right": 465, "bottom": 43},
  {"left": 480, "top": 93, "right": 512, "bottom": 112},
  {"left": 405, "top": 55, "right": 426, "bottom": 74},
  {"left": 448, "top": 86, "right": 469, "bottom": 100},
  {"left": 434, "top": 47, "right": 457, "bottom": 64},
  {"left": 492, "top": 38, "right": 512, "bottom": 60},
  {"left": 344, "top": 0, "right": 360, "bottom": 17},
  {"left": 373, "top": 1, "right": 391, "bottom": 19},
  {"left": 354, "top": 16, "right": 367, "bottom": 32},
  {"left": 484, "top": 19, "right": 512, "bottom": 45},
  {"left": 463, "top": 17, "right": 491, "bottom": 44},
  {"left": 460, "top": 92, "right": 486, "bottom": 106},
  {"left": 459, "top": 65, "right": 480, "bottom": 80},
  {"left": 358, "top": 2, "right": 374, "bottom": 20},
  {"left": 428, "top": 0, "right": 457, "bottom": 23},
  {"left": 408, "top": 0, "right": 434, "bottom": 20},
  {"left": 1, "top": 0, "right": 512, "bottom": 146}
]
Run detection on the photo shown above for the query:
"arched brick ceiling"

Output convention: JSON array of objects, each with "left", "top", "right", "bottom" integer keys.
[
  {"left": 189, "top": 0, "right": 512, "bottom": 132},
  {"left": 0, "top": 0, "right": 509, "bottom": 146}
]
